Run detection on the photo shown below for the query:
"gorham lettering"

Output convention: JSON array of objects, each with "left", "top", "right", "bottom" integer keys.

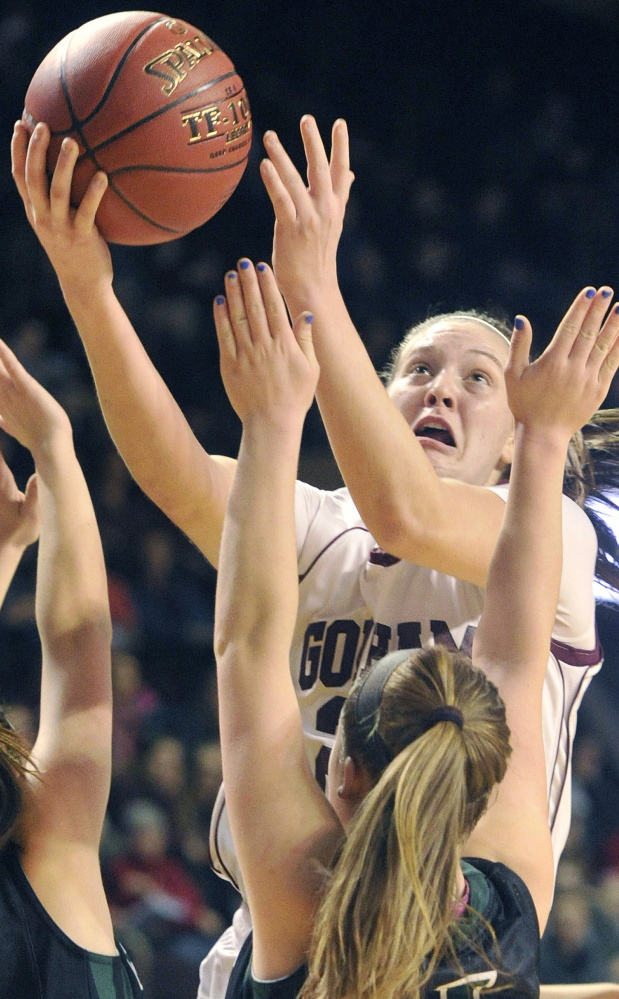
[
  {"left": 144, "top": 34, "right": 215, "bottom": 96},
  {"left": 298, "top": 618, "right": 476, "bottom": 692}
]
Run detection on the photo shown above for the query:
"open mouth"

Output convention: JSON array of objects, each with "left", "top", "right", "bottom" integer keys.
[{"left": 414, "top": 424, "right": 456, "bottom": 448}]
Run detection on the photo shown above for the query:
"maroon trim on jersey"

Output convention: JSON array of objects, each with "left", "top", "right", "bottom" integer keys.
[
  {"left": 208, "top": 789, "right": 241, "bottom": 893},
  {"left": 368, "top": 546, "right": 401, "bottom": 567},
  {"left": 550, "top": 635, "right": 603, "bottom": 668},
  {"left": 298, "top": 526, "right": 371, "bottom": 584}
]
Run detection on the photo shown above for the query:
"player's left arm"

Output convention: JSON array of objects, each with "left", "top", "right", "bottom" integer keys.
[
  {"left": 0, "top": 453, "right": 39, "bottom": 609},
  {"left": 467, "top": 291, "right": 619, "bottom": 930}
]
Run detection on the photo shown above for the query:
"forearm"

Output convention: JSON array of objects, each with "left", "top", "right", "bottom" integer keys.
[
  {"left": 285, "top": 281, "right": 443, "bottom": 544},
  {"left": 215, "top": 418, "right": 302, "bottom": 666},
  {"left": 60, "top": 277, "right": 228, "bottom": 555},
  {"left": 0, "top": 542, "right": 29, "bottom": 609},
  {"left": 34, "top": 432, "right": 111, "bottom": 664},
  {"left": 475, "top": 426, "right": 567, "bottom": 668}
]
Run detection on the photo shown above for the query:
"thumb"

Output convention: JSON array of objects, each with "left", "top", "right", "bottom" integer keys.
[
  {"left": 293, "top": 312, "right": 317, "bottom": 364},
  {"left": 506, "top": 316, "right": 533, "bottom": 380}
]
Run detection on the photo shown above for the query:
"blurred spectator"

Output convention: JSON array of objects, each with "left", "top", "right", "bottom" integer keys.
[{"left": 541, "top": 891, "right": 612, "bottom": 983}]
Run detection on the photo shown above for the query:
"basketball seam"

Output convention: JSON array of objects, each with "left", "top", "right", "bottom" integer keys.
[
  {"left": 107, "top": 154, "right": 250, "bottom": 178},
  {"left": 82, "top": 70, "right": 242, "bottom": 157},
  {"left": 51, "top": 16, "right": 171, "bottom": 136}
]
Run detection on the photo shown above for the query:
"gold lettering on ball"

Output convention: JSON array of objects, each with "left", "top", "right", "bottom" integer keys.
[{"left": 144, "top": 34, "right": 216, "bottom": 96}]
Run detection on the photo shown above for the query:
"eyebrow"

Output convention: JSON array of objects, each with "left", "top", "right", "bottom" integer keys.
[
  {"left": 403, "top": 345, "right": 505, "bottom": 371},
  {"left": 465, "top": 348, "right": 505, "bottom": 370}
]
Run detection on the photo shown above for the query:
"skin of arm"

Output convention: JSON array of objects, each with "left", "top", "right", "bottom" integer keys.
[
  {"left": 539, "top": 988, "right": 619, "bottom": 999},
  {"left": 11, "top": 120, "right": 236, "bottom": 567},
  {"left": 0, "top": 339, "right": 117, "bottom": 953},
  {"left": 464, "top": 291, "right": 619, "bottom": 931},
  {"left": 0, "top": 454, "right": 39, "bottom": 608},
  {"left": 213, "top": 262, "right": 344, "bottom": 980}
]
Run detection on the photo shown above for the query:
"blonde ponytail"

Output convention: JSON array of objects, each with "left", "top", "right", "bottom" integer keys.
[{"left": 300, "top": 648, "right": 511, "bottom": 999}]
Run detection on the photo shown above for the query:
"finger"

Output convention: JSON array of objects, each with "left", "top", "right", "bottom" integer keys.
[
  {"left": 601, "top": 326, "right": 619, "bottom": 390},
  {"left": 300, "top": 114, "right": 332, "bottom": 200},
  {"left": 506, "top": 316, "right": 533, "bottom": 381},
  {"left": 292, "top": 311, "right": 317, "bottom": 368},
  {"left": 259, "top": 157, "right": 297, "bottom": 223},
  {"left": 23, "top": 473, "right": 39, "bottom": 516},
  {"left": 0, "top": 339, "right": 29, "bottom": 384},
  {"left": 544, "top": 286, "right": 596, "bottom": 357},
  {"left": 263, "top": 129, "right": 312, "bottom": 220},
  {"left": 49, "top": 136, "right": 80, "bottom": 222},
  {"left": 10, "top": 122, "right": 33, "bottom": 220},
  {"left": 329, "top": 118, "right": 355, "bottom": 203},
  {"left": 213, "top": 294, "right": 237, "bottom": 362},
  {"left": 224, "top": 269, "right": 253, "bottom": 351},
  {"left": 24, "top": 122, "right": 52, "bottom": 220},
  {"left": 74, "top": 170, "right": 108, "bottom": 234},
  {"left": 237, "top": 259, "right": 272, "bottom": 345},
  {"left": 585, "top": 298, "right": 619, "bottom": 373},
  {"left": 569, "top": 287, "right": 614, "bottom": 364},
  {"left": 255, "top": 262, "right": 294, "bottom": 340}
]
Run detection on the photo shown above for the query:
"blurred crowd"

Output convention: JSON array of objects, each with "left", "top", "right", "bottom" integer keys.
[{"left": 2, "top": 0, "right": 619, "bottom": 995}]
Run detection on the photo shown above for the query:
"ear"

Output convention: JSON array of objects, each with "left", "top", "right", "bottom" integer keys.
[
  {"left": 497, "top": 427, "right": 515, "bottom": 471},
  {"left": 338, "top": 756, "right": 374, "bottom": 803}
]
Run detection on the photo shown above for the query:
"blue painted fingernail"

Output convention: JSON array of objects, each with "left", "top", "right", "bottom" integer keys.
[
  {"left": 227, "top": 271, "right": 236, "bottom": 280},
  {"left": 305, "top": 314, "right": 313, "bottom": 324},
  {"left": 257, "top": 262, "right": 266, "bottom": 272},
  {"left": 615, "top": 304, "right": 619, "bottom": 314},
  {"left": 602, "top": 289, "right": 612, "bottom": 298},
  {"left": 240, "top": 259, "right": 250, "bottom": 270},
  {"left": 216, "top": 295, "right": 225, "bottom": 305},
  {"left": 586, "top": 288, "right": 596, "bottom": 299},
  {"left": 514, "top": 317, "right": 524, "bottom": 330}
]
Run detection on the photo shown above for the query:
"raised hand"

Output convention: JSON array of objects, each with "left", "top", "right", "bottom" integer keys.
[
  {"left": 213, "top": 259, "right": 319, "bottom": 426},
  {"left": 506, "top": 287, "right": 619, "bottom": 441},
  {"left": 0, "top": 339, "right": 71, "bottom": 456},
  {"left": 11, "top": 120, "right": 112, "bottom": 294},
  {"left": 260, "top": 115, "right": 354, "bottom": 308}
]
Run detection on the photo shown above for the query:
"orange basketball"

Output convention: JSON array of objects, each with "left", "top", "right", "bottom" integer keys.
[{"left": 22, "top": 11, "right": 252, "bottom": 245}]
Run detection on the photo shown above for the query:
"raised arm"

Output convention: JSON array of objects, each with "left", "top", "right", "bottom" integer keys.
[
  {"left": 261, "top": 115, "right": 511, "bottom": 586},
  {"left": 11, "top": 121, "right": 235, "bottom": 566},
  {"left": 465, "top": 291, "right": 619, "bottom": 927},
  {"left": 0, "top": 339, "right": 114, "bottom": 945},
  {"left": 213, "top": 262, "right": 342, "bottom": 980}
]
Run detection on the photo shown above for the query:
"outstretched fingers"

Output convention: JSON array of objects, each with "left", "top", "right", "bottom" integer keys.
[
  {"left": 11, "top": 122, "right": 32, "bottom": 221},
  {"left": 329, "top": 118, "right": 354, "bottom": 203},
  {"left": 23, "top": 122, "right": 53, "bottom": 222},
  {"left": 263, "top": 129, "right": 311, "bottom": 220},
  {"left": 506, "top": 315, "right": 533, "bottom": 382},
  {"left": 300, "top": 114, "right": 332, "bottom": 198},
  {"left": 568, "top": 287, "right": 614, "bottom": 364}
]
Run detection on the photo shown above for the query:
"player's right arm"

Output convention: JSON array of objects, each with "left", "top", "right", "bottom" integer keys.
[
  {"left": 11, "top": 120, "right": 235, "bottom": 567},
  {"left": 465, "top": 291, "right": 619, "bottom": 930}
]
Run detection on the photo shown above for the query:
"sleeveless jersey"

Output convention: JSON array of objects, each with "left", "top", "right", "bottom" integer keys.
[
  {"left": 223, "top": 858, "right": 540, "bottom": 999},
  {"left": 0, "top": 840, "right": 142, "bottom": 999}
]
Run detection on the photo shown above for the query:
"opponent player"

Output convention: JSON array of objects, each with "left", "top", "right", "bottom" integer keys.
[
  {"left": 0, "top": 340, "right": 142, "bottom": 997},
  {"left": 212, "top": 257, "right": 619, "bottom": 998}
]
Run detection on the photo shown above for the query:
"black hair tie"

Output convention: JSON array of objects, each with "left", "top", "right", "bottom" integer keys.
[{"left": 421, "top": 706, "right": 464, "bottom": 733}]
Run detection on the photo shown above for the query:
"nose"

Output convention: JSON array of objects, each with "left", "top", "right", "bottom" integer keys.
[{"left": 423, "top": 371, "right": 456, "bottom": 409}]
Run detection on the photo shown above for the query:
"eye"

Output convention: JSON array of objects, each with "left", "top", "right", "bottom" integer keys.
[
  {"left": 468, "top": 370, "right": 491, "bottom": 386},
  {"left": 408, "top": 362, "right": 432, "bottom": 377}
]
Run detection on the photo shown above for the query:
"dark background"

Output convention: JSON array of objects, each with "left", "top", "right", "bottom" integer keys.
[{"left": 2, "top": 0, "right": 619, "bottom": 993}]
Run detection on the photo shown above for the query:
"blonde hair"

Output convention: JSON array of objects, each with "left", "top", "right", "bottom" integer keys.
[
  {"left": 300, "top": 647, "right": 511, "bottom": 999},
  {"left": 0, "top": 710, "right": 37, "bottom": 844}
]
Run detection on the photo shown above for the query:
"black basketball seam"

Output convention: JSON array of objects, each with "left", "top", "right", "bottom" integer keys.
[
  {"left": 51, "top": 16, "right": 170, "bottom": 136},
  {"left": 105, "top": 174, "right": 183, "bottom": 233},
  {"left": 83, "top": 71, "right": 242, "bottom": 156},
  {"left": 108, "top": 154, "right": 250, "bottom": 178}
]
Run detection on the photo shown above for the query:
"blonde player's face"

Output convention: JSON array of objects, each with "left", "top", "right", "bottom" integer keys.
[{"left": 387, "top": 321, "right": 514, "bottom": 486}]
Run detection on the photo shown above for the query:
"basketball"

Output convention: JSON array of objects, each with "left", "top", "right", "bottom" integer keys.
[{"left": 22, "top": 11, "right": 252, "bottom": 245}]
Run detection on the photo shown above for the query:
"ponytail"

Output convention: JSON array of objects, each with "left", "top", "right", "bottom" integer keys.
[{"left": 300, "top": 648, "right": 510, "bottom": 999}]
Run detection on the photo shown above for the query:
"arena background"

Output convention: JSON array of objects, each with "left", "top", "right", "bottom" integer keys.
[{"left": 2, "top": 0, "right": 619, "bottom": 993}]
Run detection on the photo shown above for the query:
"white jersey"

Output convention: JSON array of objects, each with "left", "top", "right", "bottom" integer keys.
[{"left": 201, "top": 480, "right": 601, "bottom": 999}]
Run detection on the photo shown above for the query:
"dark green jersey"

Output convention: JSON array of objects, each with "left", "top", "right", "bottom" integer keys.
[
  {"left": 225, "top": 858, "right": 540, "bottom": 999},
  {"left": 0, "top": 840, "right": 142, "bottom": 999}
]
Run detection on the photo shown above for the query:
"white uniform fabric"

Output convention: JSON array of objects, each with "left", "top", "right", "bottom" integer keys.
[{"left": 199, "top": 481, "right": 601, "bottom": 999}]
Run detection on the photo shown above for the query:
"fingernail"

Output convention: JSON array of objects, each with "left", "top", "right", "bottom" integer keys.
[
  {"left": 586, "top": 288, "right": 596, "bottom": 299},
  {"left": 615, "top": 304, "right": 619, "bottom": 314},
  {"left": 239, "top": 259, "right": 250, "bottom": 270},
  {"left": 216, "top": 295, "right": 225, "bottom": 305},
  {"left": 256, "top": 262, "right": 266, "bottom": 272},
  {"left": 305, "top": 314, "right": 313, "bottom": 324},
  {"left": 227, "top": 271, "right": 237, "bottom": 280},
  {"left": 602, "top": 289, "right": 612, "bottom": 298},
  {"left": 514, "top": 317, "right": 524, "bottom": 330}
]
